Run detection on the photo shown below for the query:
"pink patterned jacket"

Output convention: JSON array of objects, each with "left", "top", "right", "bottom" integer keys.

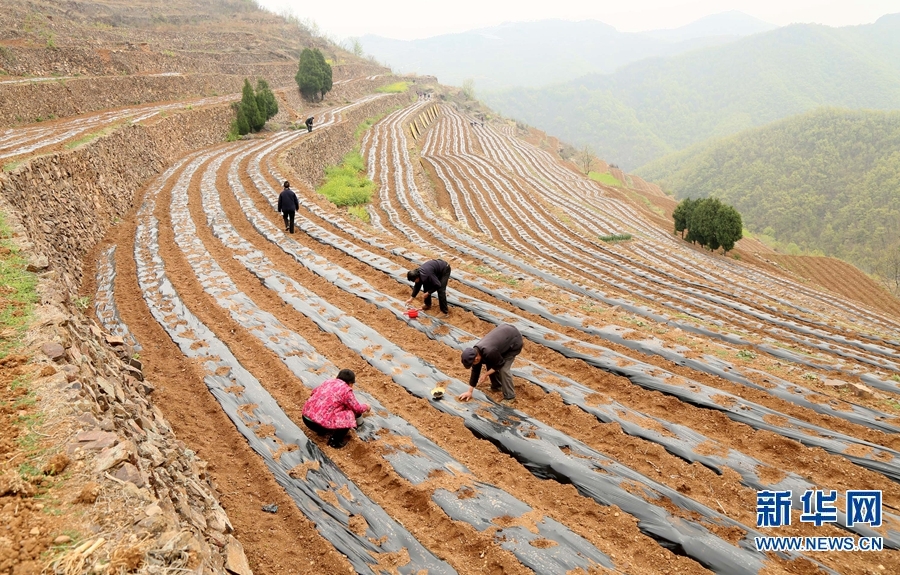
[{"left": 302, "top": 378, "right": 369, "bottom": 430}]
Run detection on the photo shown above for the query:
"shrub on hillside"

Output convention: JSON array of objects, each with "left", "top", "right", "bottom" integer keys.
[
  {"left": 296, "top": 48, "right": 333, "bottom": 101},
  {"left": 255, "top": 79, "right": 278, "bottom": 119},
  {"left": 673, "top": 197, "right": 743, "bottom": 255},
  {"left": 240, "top": 79, "right": 265, "bottom": 132},
  {"left": 229, "top": 78, "right": 279, "bottom": 138}
]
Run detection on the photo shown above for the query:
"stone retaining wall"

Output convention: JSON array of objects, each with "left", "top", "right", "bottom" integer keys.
[
  {"left": 0, "top": 71, "right": 291, "bottom": 127},
  {"left": 0, "top": 63, "right": 389, "bottom": 128},
  {"left": 0, "top": 103, "right": 234, "bottom": 295},
  {"left": 0, "top": 198, "right": 252, "bottom": 574}
]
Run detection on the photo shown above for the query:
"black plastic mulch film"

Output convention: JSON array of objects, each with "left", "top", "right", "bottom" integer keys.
[
  {"left": 93, "top": 96, "right": 897, "bottom": 575},
  {"left": 216, "top": 118, "right": 856, "bottom": 571},
  {"left": 130, "top": 150, "right": 454, "bottom": 574},
  {"left": 389, "top": 105, "right": 900, "bottom": 391},
  {"left": 182, "top": 134, "right": 615, "bottom": 573},
  {"left": 240, "top": 125, "right": 898, "bottom": 552}
]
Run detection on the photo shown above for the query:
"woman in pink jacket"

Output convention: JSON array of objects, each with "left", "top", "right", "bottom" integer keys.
[{"left": 302, "top": 369, "right": 370, "bottom": 448}]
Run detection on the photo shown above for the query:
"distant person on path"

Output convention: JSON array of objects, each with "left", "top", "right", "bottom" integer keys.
[
  {"left": 305, "top": 116, "right": 314, "bottom": 132},
  {"left": 458, "top": 324, "right": 523, "bottom": 405},
  {"left": 302, "top": 369, "right": 370, "bottom": 449},
  {"left": 278, "top": 180, "right": 299, "bottom": 234},
  {"left": 405, "top": 259, "right": 451, "bottom": 315}
]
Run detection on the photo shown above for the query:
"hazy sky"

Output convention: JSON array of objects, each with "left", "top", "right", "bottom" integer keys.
[{"left": 256, "top": 0, "right": 898, "bottom": 41}]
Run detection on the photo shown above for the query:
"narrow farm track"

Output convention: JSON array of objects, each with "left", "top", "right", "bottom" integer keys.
[{"left": 57, "top": 84, "right": 898, "bottom": 574}]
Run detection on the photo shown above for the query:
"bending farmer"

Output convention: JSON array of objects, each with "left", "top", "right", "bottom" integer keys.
[
  {"left": 302, "top": 369, "right": 370, "bottom": 448},
  {"left": 405, "top": 259, "right": 451, "bottom": 315},
  {"left": 458, "top": 324, "right": 523, "bottom": 405}
]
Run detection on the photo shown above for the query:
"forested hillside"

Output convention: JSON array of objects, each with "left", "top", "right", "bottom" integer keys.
[
  {"left": 637, "top": 108, "right": 900, "bottom": 274},
  {"left": 484, "top": 14, "right": 900, "bottom": 170}
]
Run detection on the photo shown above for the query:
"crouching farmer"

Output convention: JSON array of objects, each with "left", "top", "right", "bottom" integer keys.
[
  {"left": 458, "top": 324, "right": 523, "bottom": 406},
  {"left": 302, "top": 369, "right": 370, "bottom": 448}
]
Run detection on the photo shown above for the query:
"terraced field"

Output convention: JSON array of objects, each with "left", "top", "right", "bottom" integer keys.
[
  {"left": 73, "top": 87, "right": 900, "bottom": 573},
  {"left": 3, "top": 12, "right": 900, "bottom": 573}
]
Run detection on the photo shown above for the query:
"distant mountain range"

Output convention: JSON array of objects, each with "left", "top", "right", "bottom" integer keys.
[
  {"left": 359, "top": 11, "right": 776, "bottom": 91},
  {"left": 484, "top": 14, "right": 900, "bottom": 170}
]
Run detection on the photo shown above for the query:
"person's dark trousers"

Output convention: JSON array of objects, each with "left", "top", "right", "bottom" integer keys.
[
  {"left": 424, "top": 265, "right": 452, "bottom": 313},
  {"left": 302, "top": 415, "right": 350, "bottom": 446},
  {"left": 306, "top": 124, "right": 312, "bottom": 133},
  {"left": 282, "top": 210, "right": 295, "bottom": 233},
  {"left": 487, "top": 356, "right": 517, "bottom": 400}
]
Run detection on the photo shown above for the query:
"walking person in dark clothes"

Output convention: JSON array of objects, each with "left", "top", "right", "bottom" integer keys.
[
  {"left": 305, "top": 116, "right": 314, "bottom": 132},
  {"left": 278, "top": 180, "right": 299, "bottom": 234},
  {"left": 458, "top": 324, "right": 523, "bottom": 405},
  {"left": 302, "top": 369, "right": 370, "bottom": 448},
  {"left": 405, "top": 259, "right": 451, "bottom": 315}
]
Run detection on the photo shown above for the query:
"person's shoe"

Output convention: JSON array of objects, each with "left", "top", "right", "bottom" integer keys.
[
  {"left": 489, "top": 385, "right": 501, "bottom": 392},
  {"left": 422, "top": 304, "right": 432, "bottom": 311},
  {"left": 499, "top": 398, "right": 517, "bottom": 407},
  {"left": 327, "top": 436, "right": 349, "bottom": 449}
]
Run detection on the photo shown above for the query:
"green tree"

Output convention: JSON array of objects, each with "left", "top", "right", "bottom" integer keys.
[
  {"left": 296, "top": 48, "right": 333, "bottom": 101},
  {"left": 715, "top": 204, "right": 743, "bottom": 255},
  {"left": 240, "top": 79, "right": 265, "bottom": 132},
  {"left": 314, "top": 49, "right": 333, "bottom": 95},
  {"left": 689, "top": 198, "right": 720, "bottom": 250},
  {"left": 255, "top": 79, "right": 278, "bottom": 120},
  {"left": 675, "top": 197, "right": 743, "bottom": 254},
  {"left": 672, "top": 197, "right": 696, "bottom": 238},
  {"left": 233, "top": 102, "right": 250, "bottom": 136}
]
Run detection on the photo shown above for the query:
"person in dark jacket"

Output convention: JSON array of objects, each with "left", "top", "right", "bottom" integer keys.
[
  {"left": 458, "top": 324, "right": 523, "bottom": 405},
  {"left": 302, "top": 369, "right": 370, "bottom": 448},
  {"left": 405, "top": 259, "right": 451, "bottom": 314},
  {"left": 277, "top": 180, "right": 299, "bottom": 234},
  {"left": 305, "top": 116, "right": 314, "bottom": 132}
]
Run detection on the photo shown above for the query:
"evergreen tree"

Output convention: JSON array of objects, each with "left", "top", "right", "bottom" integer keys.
[
  {"left": 255, "top": 79, "right": 278, "bottom": 119},
  {"left": 716, "top": 205, "right": 744, "bottom": 255},
  {"left": 672, "top": 197, "right": 695, "bottom": 238},
  {"left": 296, "top": 48, "right": 332, "bottom": 101},
  {"left": 674, "top": 197, "right": 743, "bottom": 254},
  {"left": 314, "top": 48, "right": 332, "bottom": 95},
  {"left": 240, "top": 79, "right": 265, "bottom": 131},
  {"left": 234, "top": 103, "right": 250, "bottom": 136}
]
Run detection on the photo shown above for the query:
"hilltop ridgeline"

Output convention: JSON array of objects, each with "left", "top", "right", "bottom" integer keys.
[
  {"left": 485, "top": 14, "right": 900, "bottom": 170},
  {"left": 0, "top": 0, "right": 384, "bottom": 127}
]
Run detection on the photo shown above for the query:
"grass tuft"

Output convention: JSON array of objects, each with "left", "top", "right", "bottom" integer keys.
[
  {"left": 588, "top": 171, "right": 623, "bottom": 187},
  {"left": 0, "top": 212, "right": 38, "bottom": 359},
  {"left": 598, "top": 233, "right": 632, "bottom": 243},
  {"left": 347, "top": 205, "right": 370, "bottom": 222},
  {"left": 317, "top": 151, "right": 374, "bottom": 207},
  {"left": 376, "top": 81, "right": 410, "bottom": 94}
]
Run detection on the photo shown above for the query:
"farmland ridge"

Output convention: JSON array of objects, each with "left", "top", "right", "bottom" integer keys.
[{"left": 1, "top": 1, "right": 899, "bottom": 575}]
